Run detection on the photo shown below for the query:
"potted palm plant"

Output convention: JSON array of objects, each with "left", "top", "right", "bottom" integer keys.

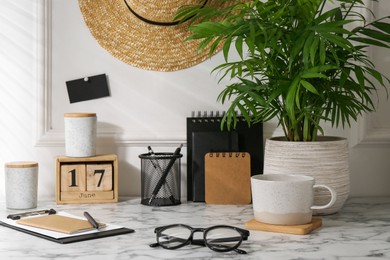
[{"left": 176, "top": 0, "right": 390, "bottom": 214}]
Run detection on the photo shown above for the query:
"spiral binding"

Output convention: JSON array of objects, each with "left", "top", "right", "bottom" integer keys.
[
  {"left": 208, "top": 152, "right": 246, "bottom": 158},
  {"left": 189, "top": 111, "right": 247, "bottom": 123},
  {"left": 191, "top": 110, "right": 226, "bottom": 117}
]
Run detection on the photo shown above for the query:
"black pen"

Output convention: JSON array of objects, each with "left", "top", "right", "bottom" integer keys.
[
  {"left": 148, "top": 146, "right": 161, "bottom": 170},
  {"left": 149, "top": 144, "right": 183, "bottom": 205},
  {"left": 84, "top": 211, "right": 99, "bottom": 230},
  {"left": 148, "top": 145, "right": 177, "bottom": 204}
]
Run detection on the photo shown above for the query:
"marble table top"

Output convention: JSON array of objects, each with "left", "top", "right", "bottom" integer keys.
[{"left": 0, "top": 197, "right": 389, "bottom": 259}]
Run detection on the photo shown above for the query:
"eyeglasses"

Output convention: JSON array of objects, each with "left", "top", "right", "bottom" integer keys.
[{"left": 149, "top": 224, "right": 250, "bottom": 254}]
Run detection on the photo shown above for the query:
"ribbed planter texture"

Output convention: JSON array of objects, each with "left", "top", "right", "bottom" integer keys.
[{"left": 263, "top": 136, "right": 350, "bottom": 215}]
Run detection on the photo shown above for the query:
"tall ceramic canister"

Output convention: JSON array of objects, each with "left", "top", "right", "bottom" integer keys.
[
  {"left": 5, "top": 161, "right": 39, "bottom": 209},
  {"left": 64, "top": 113, "right": 97, "bottom": 157}
]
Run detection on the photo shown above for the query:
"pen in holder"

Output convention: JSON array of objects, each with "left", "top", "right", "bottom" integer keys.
[{"left": 139, "top": 145, "right": 182, "bottom": 206}]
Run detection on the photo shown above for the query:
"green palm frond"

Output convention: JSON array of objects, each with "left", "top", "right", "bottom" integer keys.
[{"left": 176, "top": 0, "right": 390, "bottom": 141}]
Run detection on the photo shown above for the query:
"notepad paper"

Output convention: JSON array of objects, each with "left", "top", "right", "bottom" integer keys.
[
  {"left": 16, "top": 214, "right": 106, "bottom": 234},
  {"left": 205, "top": 152, "right": 251, "bottom": 204}
]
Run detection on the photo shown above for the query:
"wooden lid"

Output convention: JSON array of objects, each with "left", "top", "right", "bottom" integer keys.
[
  {"left": 5, "top": 161, "right": 39, "bottom": 168},
  {"left": 64, "top": 113, "right": 96, "bottom": 118}
]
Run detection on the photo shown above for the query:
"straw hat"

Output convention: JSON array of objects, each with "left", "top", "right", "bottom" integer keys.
[{"left": 78, "top": 0, "right": 228, "bottom": 71}]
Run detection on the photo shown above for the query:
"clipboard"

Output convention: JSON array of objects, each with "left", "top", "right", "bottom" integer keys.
[{"left": 0, "top": 211, "right": 134, "bottom": 244}]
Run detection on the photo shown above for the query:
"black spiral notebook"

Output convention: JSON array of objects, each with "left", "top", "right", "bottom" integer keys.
[
  {"left": 192, "top": 131, "right": 239, "bottom": 202},
  {"left": 186, "top": 111, "right": 263, "bottom": 202}
]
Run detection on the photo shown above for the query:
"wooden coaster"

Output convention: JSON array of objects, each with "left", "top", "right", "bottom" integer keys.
[{"left": 245, "top": 217, "right": 322, "bottom": 235}]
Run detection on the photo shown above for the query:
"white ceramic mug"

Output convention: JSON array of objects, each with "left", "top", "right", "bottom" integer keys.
[{"left": 251, "top": 174, "right": 337, "bottom": 225}]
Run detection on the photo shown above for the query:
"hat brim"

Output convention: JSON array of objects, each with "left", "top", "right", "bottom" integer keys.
[{"left": 79, "top": 0, "right": 225, "bottom": 71}]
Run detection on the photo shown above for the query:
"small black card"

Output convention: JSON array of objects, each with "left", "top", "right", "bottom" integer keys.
[{"left": 66, "top": 74, "right": 110, "bottom": 103}]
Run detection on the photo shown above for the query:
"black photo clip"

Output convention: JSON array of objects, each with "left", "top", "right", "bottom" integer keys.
[{"left": 66, "top": 73, "right": 110, "bottom": 103}]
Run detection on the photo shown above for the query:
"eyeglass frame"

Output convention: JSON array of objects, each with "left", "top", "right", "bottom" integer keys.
[{"left": 150, "top": 224, "right": 250, "bottom": 254}]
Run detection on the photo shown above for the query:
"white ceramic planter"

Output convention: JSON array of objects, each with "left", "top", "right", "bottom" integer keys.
[{"left": 263, "top": 136, "right": 350, "bottom": 215}]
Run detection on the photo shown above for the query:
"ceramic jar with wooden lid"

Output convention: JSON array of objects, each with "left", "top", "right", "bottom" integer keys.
[
  {"left": 64, "top": 113, "right": 97, "bottom": 157},
  {"left": 5, "top": 161, "right": 39, "bottom": 209}
]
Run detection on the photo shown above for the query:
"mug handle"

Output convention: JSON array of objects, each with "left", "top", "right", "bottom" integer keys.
[{"left": 311, "top": 184, "right": 337, "bottom": 210}]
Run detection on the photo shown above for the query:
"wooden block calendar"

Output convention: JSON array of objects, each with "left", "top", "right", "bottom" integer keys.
[{"left": 56, "top": 154, "right": 118, "bottom": 204}]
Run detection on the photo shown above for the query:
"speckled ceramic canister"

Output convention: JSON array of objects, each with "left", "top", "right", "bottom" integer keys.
[
  {"left": 64, "top": 113, "right": 96, "bottom": 157},
  {"left": 5, "top": 161, "right": 39, "bottom": 209}
]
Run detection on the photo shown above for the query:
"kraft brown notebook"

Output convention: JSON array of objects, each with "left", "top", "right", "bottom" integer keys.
[
  {"left": 205, "top": 152, "right": 251, "bottom": 204},
  {"left": 17, "top": 214, "right": 106, "bottom": 234}
]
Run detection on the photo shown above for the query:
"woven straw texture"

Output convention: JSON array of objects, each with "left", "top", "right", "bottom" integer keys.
[
  {"left": 78, "top": 0, "right": 226, "bottom": 71},
  {"left": 263, "top": 136, "right": 350, "bottom": 215}
]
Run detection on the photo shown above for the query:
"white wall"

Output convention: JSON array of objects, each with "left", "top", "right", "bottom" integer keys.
[{"left": 0, "top": 0, "right": 389, "bottom": 203}]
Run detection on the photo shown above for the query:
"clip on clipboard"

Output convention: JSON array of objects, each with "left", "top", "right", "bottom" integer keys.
[
  {"left": 7, "top": 208, "right": 57, "bottom": 220},
  {"left": 0, "top": 210, "right": 134, "bottom": 244}
]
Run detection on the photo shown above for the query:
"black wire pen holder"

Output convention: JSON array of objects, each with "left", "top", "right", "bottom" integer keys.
[{"left": 139, "top": 152, "right": 182, "bottom": 206}]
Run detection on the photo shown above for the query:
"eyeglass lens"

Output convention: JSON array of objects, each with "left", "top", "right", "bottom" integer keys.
[
  {"left": 205, "top": 227, "right": 242, "bottom": 251},
  {"left": 157, "top": 225, "right": 243, "bottom": 252},
  {"left": 158, "top": 226, "right": 191, "bottom": 248}
]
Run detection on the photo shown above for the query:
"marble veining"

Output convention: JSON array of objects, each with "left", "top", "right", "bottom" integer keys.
[{"left": 0, "top": 197, "right": 389, "bottom": 259}]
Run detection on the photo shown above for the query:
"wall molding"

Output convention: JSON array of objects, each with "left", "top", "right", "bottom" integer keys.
[
  {"left": 35, "top": 0, "right": 55, "bottom": 147},
  {"left": 34, "top": 0, "right": 185, "bottom": 147},
  {"left": 34, "top": 0, "right": 390, "bottom": 147},
  {"left": 353, "top": 115, "right": 390, "bottom": 146},
  {"left": 351, "top": 0, "right": 390, "bottom": 147}
]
